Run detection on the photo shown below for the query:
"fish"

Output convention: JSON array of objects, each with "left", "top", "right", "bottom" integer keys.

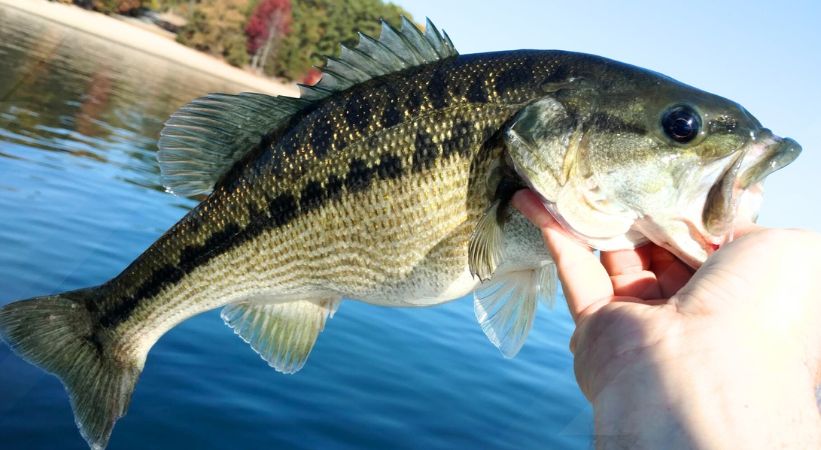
[{"left": 0, "top": 18, "right": 800, "bottom": 449}]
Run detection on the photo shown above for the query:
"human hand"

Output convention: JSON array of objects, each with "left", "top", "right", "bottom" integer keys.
[{"left": 511, "top": 189, "right": 821, "bottom": 449}]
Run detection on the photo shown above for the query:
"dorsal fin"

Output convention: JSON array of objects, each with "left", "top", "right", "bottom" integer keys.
[
  {"left": 298, "top": 17, "right": 458, "bottom": 101},
  {"left": 157, "top": 18, "right": 457, "bottom": 197},
  {"left": 157, "top": 93, "right": 307, "bottom": 196}
]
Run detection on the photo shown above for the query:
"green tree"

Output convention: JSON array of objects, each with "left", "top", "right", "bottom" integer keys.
[
  {"left": 271, "top": 0, "right": 412, "bottom": 80},
  {"left": 176, "top": 0, "right": 250, "bottom": 67},
  {"left": 87, "top": 0, "right": 149, "bottom": 14}
]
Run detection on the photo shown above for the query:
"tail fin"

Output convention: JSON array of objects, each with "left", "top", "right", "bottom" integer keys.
[{"left": 0, "top": 288, "right": 142, "bottom": 450}]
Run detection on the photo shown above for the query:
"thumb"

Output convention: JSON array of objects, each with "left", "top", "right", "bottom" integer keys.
[{"left": 511, "top": 189, "right": 614, "bottom": 323}]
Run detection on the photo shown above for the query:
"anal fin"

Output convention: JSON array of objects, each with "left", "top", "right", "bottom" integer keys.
[{"left": 221, "top": 297, "right": 340, "bottom": 374}]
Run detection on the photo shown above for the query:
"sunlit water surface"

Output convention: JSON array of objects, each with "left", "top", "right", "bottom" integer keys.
[{"left": 0, "top": 5, "right": 591, "bottom": 449}]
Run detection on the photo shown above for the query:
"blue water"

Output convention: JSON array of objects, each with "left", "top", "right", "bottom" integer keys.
[{"left": 0, "top": 5, "right": 591, "bottom": 449}]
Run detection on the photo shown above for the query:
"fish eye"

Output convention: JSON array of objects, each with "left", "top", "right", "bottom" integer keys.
[{"left": 661, "top": 105, "right": 702, "bottom": 144}]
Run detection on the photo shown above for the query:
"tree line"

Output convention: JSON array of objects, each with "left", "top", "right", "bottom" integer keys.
[{"left": 55, "top": 0, "right": 412, "bottom": 83}]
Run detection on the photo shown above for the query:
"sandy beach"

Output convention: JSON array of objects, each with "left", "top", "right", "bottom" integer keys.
[{"left": 0, "top": 0, "right": 299, "bottom": 96}]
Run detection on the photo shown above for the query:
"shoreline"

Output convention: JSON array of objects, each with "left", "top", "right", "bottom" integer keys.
[{"left": 0, "top": 0, "right": 299, "bottom": 96}]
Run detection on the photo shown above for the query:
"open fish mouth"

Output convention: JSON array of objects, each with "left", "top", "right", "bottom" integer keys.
[{"left": 701, "top": 129, "right": 802, "bottom": 247}]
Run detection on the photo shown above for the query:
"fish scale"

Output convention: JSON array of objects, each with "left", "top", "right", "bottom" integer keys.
[
  {"left": 119, "top": 153, "right": 484, "bottom": 354},
  {"left": 0, "top": 18, "right": 801, "bottom": 450},
  {"left": 102, "top": 57, "right": 538, "bottom": 338}
]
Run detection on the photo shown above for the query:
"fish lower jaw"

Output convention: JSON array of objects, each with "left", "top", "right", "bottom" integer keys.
[
  {"left": 652, "top": 177, "right": 765, "bottom": 267},
  {"left": 632, "top": 217, "right": 714, "bottom": 269},
  {"left": 733, "top": 182, "right": 764, "bottom": 226},
  {"left": 698, "top": 182, "right": 765, "bottom": 252}
]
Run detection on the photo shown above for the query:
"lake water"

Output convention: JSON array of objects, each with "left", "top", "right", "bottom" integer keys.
[{"left": 0, "top": 5, "right": 591, "bottom": 449}]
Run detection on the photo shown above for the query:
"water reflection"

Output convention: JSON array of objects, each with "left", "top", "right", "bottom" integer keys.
[
  {"left": 0, "top": 4, "right": 590, "bottom": 450},
  {"left": 0, "top": 5, "right": 260, "bottom": 194}
]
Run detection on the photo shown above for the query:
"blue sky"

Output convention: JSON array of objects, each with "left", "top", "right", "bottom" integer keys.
[{"left": 396, "top": 0, "right": 821, "bottom": 232}]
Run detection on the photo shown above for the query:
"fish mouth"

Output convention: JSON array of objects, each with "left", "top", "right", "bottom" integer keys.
[{"left": 701, "top": 130, "right": 802, "bottom": 245}]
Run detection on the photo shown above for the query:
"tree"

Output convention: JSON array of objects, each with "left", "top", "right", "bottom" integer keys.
[
  {"left": 270, "top": 0, "right": 412, "bottom": 80},
  {"left": 176, "top": 0, "right": 250, "bottom": 67},
  {"left": 87, "top": 0, "right": 148, "bottom": 14},
  {"left": 245, "top": 0, "right": 292, "bottom": 73}
]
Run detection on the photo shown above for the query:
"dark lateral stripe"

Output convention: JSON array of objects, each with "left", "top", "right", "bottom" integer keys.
[
  {"left": 412, "top": 130, "right": 438, "bottom": 172},
  {"left": 325, "top": 174, "right": 344, "bottom": 201},
  {"left": 97, "top": 153, "right": 413, "bottom": 329},
  {"left": 98, "top": 223, "right": 242, "bottom": 328},
  {"left": 345, "top": 158, "right": 373, "bottom": 193},
  {"left": 97, "top": 52, "right": 574, "bottom": 329},
  {"left": 376, "top": 154, "right": 402, "bottom": 179},
  {"left": 441, "top": 121, "right": 473, "bottom": 159},
  {"left": 300, "top": 180, "right": 325, "bottom": 212}
]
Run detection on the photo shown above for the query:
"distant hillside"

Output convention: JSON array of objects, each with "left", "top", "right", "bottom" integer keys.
[{"left": 56, "top": 0, "right": 413, "bottom": 83}]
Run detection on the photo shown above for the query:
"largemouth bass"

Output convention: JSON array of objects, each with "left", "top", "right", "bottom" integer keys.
[{"left": 0, "top": 18, "right": 800, "bottom": 449}]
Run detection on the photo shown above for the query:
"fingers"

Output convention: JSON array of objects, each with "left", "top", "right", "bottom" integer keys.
[
  {"left": 512, "top": 190, "right": 613, "bottom": 322},
  {"left": 601, "top": 243, "right": 694, "bottom": 299},
  {"left": 510, "top": 188, "right": 555, "bottom": 229},
  {"left": 601, "top": 244, "right": 652, "bottom": 275},
  {"left": 601, "top": 246, "right": 662, "bottom": 299},
  {"left": 647, "top": 245, "right": 694, "bottom": 297}
]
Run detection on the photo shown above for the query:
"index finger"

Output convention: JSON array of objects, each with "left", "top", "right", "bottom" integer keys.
[{"left": 511, "top": 190, "right": 614, "bottom": 322}]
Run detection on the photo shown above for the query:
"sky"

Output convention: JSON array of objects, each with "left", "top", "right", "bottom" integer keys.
[{"left": 396, "top": 0, "right": 821, "bottom": 232}]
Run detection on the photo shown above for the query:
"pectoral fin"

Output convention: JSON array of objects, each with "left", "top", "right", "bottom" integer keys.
[
  {"left": 473, "top": 261, "right": 557, "bottom": 358},
  {"left": 468, "top": 164, "right": 526, "bottom": 282},
  {"left": 468, "top": 200, "right": 504, "bottom": 282},
  {"left": 221, "top": 297, "right": 340, "bottom": 374}
]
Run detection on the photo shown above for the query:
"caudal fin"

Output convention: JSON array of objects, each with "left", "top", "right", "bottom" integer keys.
[{"left": 0, "top": 288, "right": 142, "bottom": 450}]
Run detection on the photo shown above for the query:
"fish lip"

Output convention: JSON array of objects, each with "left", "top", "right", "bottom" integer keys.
[
  {"left": 701, "top": 132, "right": 802, "bottom": 241},
  {"left": 738, "top": 135, "right": 802, "bottom": 189}
]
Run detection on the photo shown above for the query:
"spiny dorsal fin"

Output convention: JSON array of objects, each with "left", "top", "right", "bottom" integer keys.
[
  {"left": 157, "top": 93, "right": 308, "bottom": 196},
  {"left": 158, "top": 18, "right": 456, "bottom": 197},
  {"left": 298, "top": 17, "right": 458, "bottom": 101}
]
